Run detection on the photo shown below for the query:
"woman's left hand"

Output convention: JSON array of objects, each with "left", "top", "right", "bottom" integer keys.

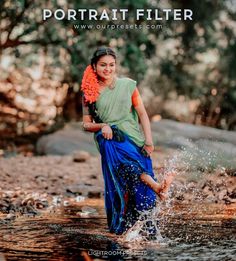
[{"left": 143, "top": 144, "right": 154, "bottom": 156}]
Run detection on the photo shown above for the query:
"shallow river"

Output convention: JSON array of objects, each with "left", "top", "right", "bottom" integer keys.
[{"left": 0, "top": 199, "right": 235, "bottom": 261}]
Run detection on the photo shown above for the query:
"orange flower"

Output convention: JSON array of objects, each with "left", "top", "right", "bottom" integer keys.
[{"left": 81, "top": 65, "right": 100, "bottom": 104}]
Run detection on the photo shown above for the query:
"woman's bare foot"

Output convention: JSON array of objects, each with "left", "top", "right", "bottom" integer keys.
[
  {"left": 140, "top": 173, "right": 164, "bottom": 200},
  {"left": 158, "top": 172, "right": 176, "bottom": 200},
  {"left": 140, "top": 172, "right": 176, "bottom": 201},
  {"left": 152, "top": 183, "right": 167, "bottom": 201},
  {"left": 152, "top": 183, "right": 162, "bottom": 195}
]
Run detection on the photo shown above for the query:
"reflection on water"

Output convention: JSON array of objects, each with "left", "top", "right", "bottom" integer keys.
[{"left": 0, "top": 199, "right": 236, "bottom": 261}]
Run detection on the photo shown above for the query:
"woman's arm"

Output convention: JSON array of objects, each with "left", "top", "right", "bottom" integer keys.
[
  {"left": 82, "top": 115, "right": 107, "bottom": 132},
  {"left": 133, "top": 88, "right": 154, "bottom": 155},
  {"left": 82, "top": 113, "right": 113, "bottom": 139},
  {"left": 82, "top": 96, "right": 108, "bottom": 132},
  {"left": 134, "top": 102, "right": 153, "bottom": 145}
]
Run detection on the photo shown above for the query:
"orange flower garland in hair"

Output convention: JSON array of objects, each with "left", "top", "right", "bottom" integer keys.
[{"left": 81, "top": 65, "right": 100, "bottom": 104}]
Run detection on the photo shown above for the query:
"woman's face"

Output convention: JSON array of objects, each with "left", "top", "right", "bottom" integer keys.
[{"left": 95, "top": 55, "right": 116, "bottom": 81}]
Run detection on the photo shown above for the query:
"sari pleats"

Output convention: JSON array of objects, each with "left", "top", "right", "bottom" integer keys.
[{"left": 96, "top": 127, "right": 157, "bottom": 234}]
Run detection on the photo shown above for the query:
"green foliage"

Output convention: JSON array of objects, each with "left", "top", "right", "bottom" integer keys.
[
  {"left": 148, "top": 0, "right": 236, "bottom": 129},
  {"left": 0, "top": 0, "right": 236, "bottom": 129}
]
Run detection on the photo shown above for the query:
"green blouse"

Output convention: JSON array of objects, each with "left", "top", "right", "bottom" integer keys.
[{"left": 95, "top": 77, "right": 145, "bottom": 147}]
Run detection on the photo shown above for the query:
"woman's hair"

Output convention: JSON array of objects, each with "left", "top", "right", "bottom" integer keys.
[
  {"left": 86, "top": 47, "right": 117, "bottom": 123},
  {"left": 90, "top": 47, "right": 116, "bottom": 69}
]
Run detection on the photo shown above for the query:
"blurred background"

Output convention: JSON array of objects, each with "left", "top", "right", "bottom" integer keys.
[
  {"left": 0, "top": 3, "right": 236, "bottom": 257},
  {"left": 0, "top": 0, "right": 236, "bottom": 155}
]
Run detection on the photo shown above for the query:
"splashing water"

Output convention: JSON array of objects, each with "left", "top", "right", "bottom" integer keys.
[
  {"left": 119, "top": 206, "right": 169, "bottom": 247},
  {"left": 117, "top": 152, "right": 183, "bottom": 246},
  {"left": 118, "top": 142, "right": 236, "bottom": 249}
]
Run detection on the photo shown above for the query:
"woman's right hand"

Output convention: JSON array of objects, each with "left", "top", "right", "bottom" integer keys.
[
  {"left": 143, "top": 144, "right": 154, "bottom": 156},
  {"left": 101, "top": 124, "right": 113, "bottom": 140}
]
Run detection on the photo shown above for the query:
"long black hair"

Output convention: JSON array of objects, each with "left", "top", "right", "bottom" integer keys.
[{"left": 88, "top": 47, "right": 117, "bottom": 123}]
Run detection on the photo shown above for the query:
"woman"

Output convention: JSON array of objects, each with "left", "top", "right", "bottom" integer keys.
[{"left": 81, "top": 47, "right": 173, "bottom": 235}]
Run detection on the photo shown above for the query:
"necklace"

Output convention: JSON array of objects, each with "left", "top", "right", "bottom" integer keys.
[{"left": 98, "top": 76, "right": 117, "bottom": 90}]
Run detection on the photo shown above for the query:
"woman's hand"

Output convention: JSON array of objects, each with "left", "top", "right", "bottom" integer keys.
[
  {"left": 143, "top": 144, "right": 154, "bottom": 156},
  {"left": 101, "top": 125, "right": 113, "bottom": 140}
]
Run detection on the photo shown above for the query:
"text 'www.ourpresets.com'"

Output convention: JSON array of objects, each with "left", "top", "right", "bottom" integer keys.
[{"left": 73, "top": 24, "right": 163, "bottom": 30}]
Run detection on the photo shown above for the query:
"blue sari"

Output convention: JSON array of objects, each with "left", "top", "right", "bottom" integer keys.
[{"left": 95, "top": 126, "right": 157, "bottom": 235}]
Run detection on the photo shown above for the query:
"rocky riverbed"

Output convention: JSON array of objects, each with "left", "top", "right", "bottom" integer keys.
[
  {"left": 0, "top": 148, "right": 235, "bottom": 218},
  {"left": 0, "top": 149, "right": 236, "bottom": 261}
]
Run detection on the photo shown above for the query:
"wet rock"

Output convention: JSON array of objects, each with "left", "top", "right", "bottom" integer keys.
[
  {"left": 228, "top": 188, "right": 236, "bottom": 199},
  {"left": 175, "top": 194, "right": 185, "bottom": 201},
  {"left": 73, "top": 150, "right": 91, "bottom": 163},
  {"left": 205, "top": 196, "right": 217, "bottom": 203},
  {"left": 0, "top": 199, "right": 9, "bottom": 208},
  {"left": 202, "top": 185, "right": 213, "bottom": 196},
  {"left": 0, "top": 252, "right": 7, "bottom": 261},
  {"left": 22, "top": 197, "right": 35, "bottom": 206},
  {"left": 36, "top": 126, "right": 98, "bottom": 155},
  {"left": 35, "top": 175, "right": 47, "bottom": 182},
  {"left": 0, "top": 191, "right": 50, "bottom": 216},
  {"left": 225, "top": 168, "right": 236, "bottom": 176},
  {"left": 63, "top": 201, "right": 70, "bottom": 206},
  {"left": 81, "top": 206, "right": 97, "bottom": 214},
  {"left": 218, "top": 190, "right": 227, "bottom": 201},
  {"left": 171, "top": 170, "right": 236, "bottom": 204},
  {"left": 202, "top": 180, "right": 214, "bottom": 191},
  {"left": 222, "top": 197, "right": 234, "bottom": 205},
  {"left": 75, "top": 196, "right": 85, "bottom": 202},
  {"left": 5, "top": 213, "right": 16, "bottom": 220},
  {"left": 76, "top": 206, "right": 98, "bottom": 217},
  {"left": 52, "top": 196, "right": 63, "bottom": 206},
  {"left": 35, "top": 199, "right": 49, "bottom": 209},
  {"left": 21, "top": 205, "right": 38, "bottom": 215},
  {"left": 88, "top": 191, "right": 102, "bottom": 198},
  {"left": 66, "top": 184, "right": 99, "bottom": 197},
  {"left": 77, "top": 212, "right": 90, "bottom": 217},
  {"left": 66, "top": 187, "right": 81, "bottom": 196}
]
